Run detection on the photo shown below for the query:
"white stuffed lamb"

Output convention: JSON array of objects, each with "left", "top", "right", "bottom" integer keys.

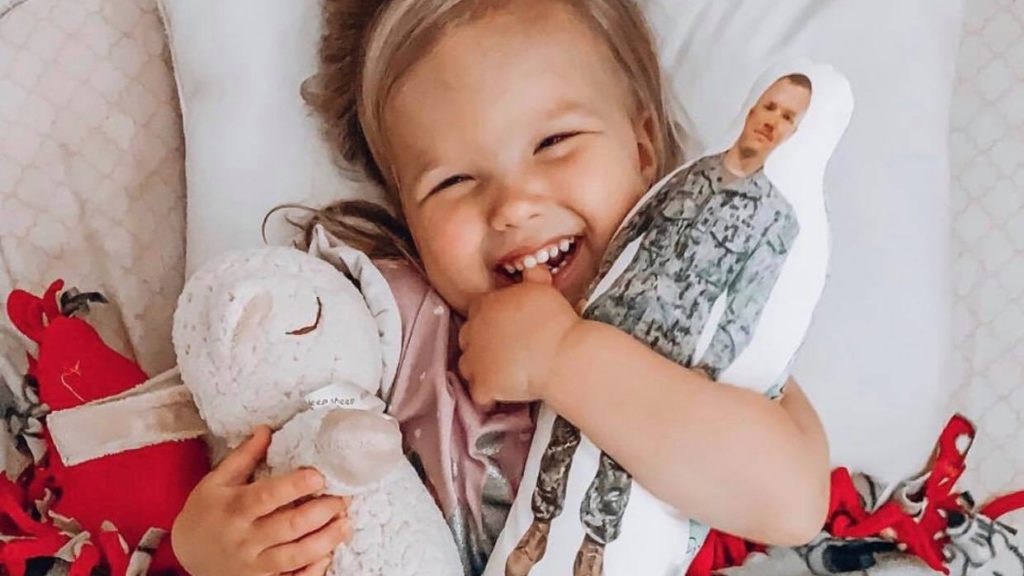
[{"left": 172, "top": 241, "right": 462, "bottom": 576}]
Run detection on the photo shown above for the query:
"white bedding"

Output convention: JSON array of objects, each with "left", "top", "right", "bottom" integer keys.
[
  {"left": 9, "top": 0, "right": 1024, "bottom": 573},
  {"left": 1, "top": 0, "right": 995, "bottom": 523}
]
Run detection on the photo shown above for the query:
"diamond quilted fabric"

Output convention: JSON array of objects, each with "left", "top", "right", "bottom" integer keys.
[
  {"left": 0, "top": 0, "right": 185, "bottom": 375},
  {"left": 951, "top": 0, "right": 1024, "bottom": 529}
]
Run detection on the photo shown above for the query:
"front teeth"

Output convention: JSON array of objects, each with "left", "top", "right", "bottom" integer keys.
[{"left": 503, "top": 237, "right": 576, "bottom": 274}]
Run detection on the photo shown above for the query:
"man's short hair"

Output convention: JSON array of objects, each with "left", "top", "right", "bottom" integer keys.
[{"left": 781, "top": 73, "right": 812, "bottom": 93}]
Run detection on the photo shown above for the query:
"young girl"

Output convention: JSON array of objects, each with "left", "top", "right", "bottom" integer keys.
[{"left": 171, "top": 1, "right": 831, "bottom": 575}]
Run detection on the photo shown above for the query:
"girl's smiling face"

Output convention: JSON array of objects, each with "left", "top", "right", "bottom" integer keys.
[{"left": 384, "top": 0, "right": 657, "bottom": 315}]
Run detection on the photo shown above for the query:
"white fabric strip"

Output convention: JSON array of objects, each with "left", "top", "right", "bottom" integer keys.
[{"left": 48, "top": 369, "right": 209, "bottom": 466}]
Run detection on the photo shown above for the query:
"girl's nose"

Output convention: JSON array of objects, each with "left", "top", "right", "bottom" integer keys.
[{"left": 487, "top": 181, "right": 544, "bottom": 231}]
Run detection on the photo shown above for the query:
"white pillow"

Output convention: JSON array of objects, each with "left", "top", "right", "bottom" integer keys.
[
  {"left": 158, "top": 0, "right": 381, "bottom": 276},
  {"left": 644, "top": 0, "right": 962, "bottom": 484},
  {"left": 159, "top": 0, "right": 962, "bottom": 485}
]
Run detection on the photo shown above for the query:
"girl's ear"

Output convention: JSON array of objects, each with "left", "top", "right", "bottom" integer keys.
[{"left": 633, "top": 110, "right": 658, "bottom": 187}]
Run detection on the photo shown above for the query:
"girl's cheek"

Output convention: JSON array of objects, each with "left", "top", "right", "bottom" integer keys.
[
  {"left": 548, "top": 148, "right": 608, "bottom": 198},
  {"left": 430, "top": 200, "right": 482, "bottom": 252},
  {"left": 420, "top": 200, "right": 487, "bottom": 285},
  {"left": 573, "top": 146, "right": 643, "bottom": 218}
]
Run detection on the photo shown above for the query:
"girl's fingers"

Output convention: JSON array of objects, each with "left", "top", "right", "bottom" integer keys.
[
  {"left": 474, "top": 396, "right": 496, "bottom": 413},
  {"left": 254, "top": 495, "right": 348, "bottom": 545},
  {"left": 458, "top": 352, "right": 473, "bottom": 383},
  {"left": 209, "top": 426, "right": 272, "bottom": 486},
  {"left": 287, "top": 555, "right": 332, "bottom": 576},
  {"left": 463, "top": 368, "right": 495, "bottom": 410},
  {"left": 258, "top": 517, "right": 351, "bottom": 574},
  {"left": 522, "top": 265, "right": 552, "bottom": 284},
  {"left": 239, "top": 469, "right": 325, "bottom": 519}
]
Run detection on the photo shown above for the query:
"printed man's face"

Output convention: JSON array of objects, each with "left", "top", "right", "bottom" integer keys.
[{"left": 736, "top": 78, "right": 811, "bottom": 163}]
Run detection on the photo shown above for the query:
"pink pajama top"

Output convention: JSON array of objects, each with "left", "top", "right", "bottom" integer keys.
[{"left": 376, "top": 260, "right": 536, "bottom": 576}]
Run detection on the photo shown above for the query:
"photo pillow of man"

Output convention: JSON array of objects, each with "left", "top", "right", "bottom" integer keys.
[{"left": 485, "top": 61, "right": 854, "bottom": 576}]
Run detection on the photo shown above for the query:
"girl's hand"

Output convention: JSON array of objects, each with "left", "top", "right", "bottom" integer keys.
[
  {"left": 171, "top": 426, "right": 352, "bottom": 576},
  {"left": 458, "top": 267, "right": 582, "bottom": 409}
]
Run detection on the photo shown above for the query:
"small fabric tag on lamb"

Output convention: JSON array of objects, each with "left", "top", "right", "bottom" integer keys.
[{"left": 305, "top": 382, "right": 386, "bottom": 413}]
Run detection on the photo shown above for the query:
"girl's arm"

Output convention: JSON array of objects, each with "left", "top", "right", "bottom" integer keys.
[{"left": 544, "top": 319, "right": 830, "bottom": 546}]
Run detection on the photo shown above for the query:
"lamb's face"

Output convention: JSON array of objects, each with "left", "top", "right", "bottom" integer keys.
[{"left": 174, "top": 249, "right": 384, "bottom": 446}]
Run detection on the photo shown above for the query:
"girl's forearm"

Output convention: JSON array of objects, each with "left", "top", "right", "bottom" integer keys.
[{"left": 543, "top": 320, "right": 830, "bottom": 546}]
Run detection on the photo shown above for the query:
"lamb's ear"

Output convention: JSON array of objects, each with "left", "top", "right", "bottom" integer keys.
[
  {"left": 205, "top": 278, "right": 276, "bottom": 366},
  {"left": 308, "top": 225, "right": 403, "bottom": 403},
  {"left": 222, "top": 284, "right": 274, "bottom": 349}
]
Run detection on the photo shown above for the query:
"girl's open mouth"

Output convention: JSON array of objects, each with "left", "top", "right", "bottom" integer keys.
[{"left": 496, "top": 236, "right": 582, "bottom": 284}]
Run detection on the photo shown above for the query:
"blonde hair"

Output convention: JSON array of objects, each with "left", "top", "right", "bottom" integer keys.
[{"left": 296, "top": 0, "right": 683, "bottom": 267}]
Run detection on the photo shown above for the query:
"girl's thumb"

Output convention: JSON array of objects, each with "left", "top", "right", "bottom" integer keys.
[
  {"left": 211, "top": 425, "right": 272, "bottom": 485},
  {"left": 522, "top": 266, "right": 552, "bottom": 285}
]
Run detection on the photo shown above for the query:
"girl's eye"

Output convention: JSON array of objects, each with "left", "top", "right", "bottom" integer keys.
[
  {"left": 430, "top": 175, "right": 470, "bottom": 195},
  {"left": 765, "top": 103, "right": 777, "bottom": 112},
  {"left": 535, "top": 132, "right": 579, "bottom": 153}
]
